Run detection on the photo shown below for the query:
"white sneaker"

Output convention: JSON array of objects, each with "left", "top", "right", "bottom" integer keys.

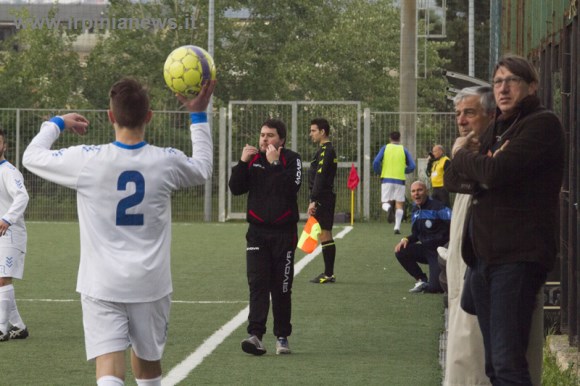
[
  {"left": 409, "top": 280, "right": 429, "bottom": 293},
  {"left": 275, "top": 337, "right": 291, "bottom": 355},
  {"left": 241, "top": 335, "right": 267, "bottom": 356}
]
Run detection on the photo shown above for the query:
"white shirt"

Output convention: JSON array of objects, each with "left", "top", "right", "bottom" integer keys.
[
  {"left": 23, "top": 120, "right": 212, "bottom": 302},
  {"left": 0, "top": 160, "right": 29, "bottom": 251}
]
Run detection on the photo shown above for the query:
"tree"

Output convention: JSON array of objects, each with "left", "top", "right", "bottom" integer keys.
[
  {"left": 0, "top": 7, "right": 87, "bottom": 108},
  {"left": 437, "top": 0, "right": 491, "bottom": 81}
]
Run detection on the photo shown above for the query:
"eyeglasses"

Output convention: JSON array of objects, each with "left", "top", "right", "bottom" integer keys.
[{"left": 492, "top": 76, "right": 523, "bottom": 88}]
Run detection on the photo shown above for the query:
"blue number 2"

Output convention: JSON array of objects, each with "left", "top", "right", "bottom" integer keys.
[{"left": 116, "top": 171, "right": 145, "bottom": 226}]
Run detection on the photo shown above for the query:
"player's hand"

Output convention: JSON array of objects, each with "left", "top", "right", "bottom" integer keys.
[
  {"left": 266, "top": 144, "right": 282, "bottom": 164},
  {"left": 307, "top": 202, "right": 317, "bottom": 216},
  {"left": 241, "top": 144, "right": 258, "bottom": 162},
  {"left": 61, "top": 113, "right": 89, "bottom": 135},
  {"left": 394, "top": 238, "right": 408, "bottom": 253},
  {"left": 176, "top": 79, "right": 217, "bottom": 112},
  {"left": 0, "top": 220, "right": 10, "bottom": 237}
]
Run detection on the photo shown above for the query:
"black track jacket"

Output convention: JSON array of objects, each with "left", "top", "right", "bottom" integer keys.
[{"left": 229, "top": 148, "right": 302, "bottom": 230}]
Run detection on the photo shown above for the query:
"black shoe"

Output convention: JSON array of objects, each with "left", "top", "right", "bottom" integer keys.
[
  {"left": 310, "top": 273, "right": 336, "bottom": 284},
  {"left": 9, "top": 326, "right": 29, "bottom": 340},
  {"left": 394, "top": 229, "right": 401, "bottom": 235}
]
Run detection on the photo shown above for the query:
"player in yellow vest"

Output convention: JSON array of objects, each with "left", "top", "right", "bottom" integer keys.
[
  {"left": 426, "top": 145, "right": 451, "bottom": 207},
  {"left": 372, "top": 131, "right": 416, "bottom": 234}
]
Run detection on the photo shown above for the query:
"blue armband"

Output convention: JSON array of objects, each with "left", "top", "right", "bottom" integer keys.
[
  {"left": 190, "top": 112, "right": 208, "bottom": 124},
  {"left": 49, "top": 116, "right": 65, "bottom": 132}
]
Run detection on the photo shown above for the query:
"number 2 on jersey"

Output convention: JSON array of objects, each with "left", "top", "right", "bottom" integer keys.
[{"left": 116, "top": 171, "right": 145, "bottom": 226}]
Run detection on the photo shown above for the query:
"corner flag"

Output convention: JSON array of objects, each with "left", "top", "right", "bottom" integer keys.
[
  {"left": 347, "top": 164, "right": 359, "bottom": 225},
  {"left": 347, "top": 163, "right": 360, "bottom": 191}
]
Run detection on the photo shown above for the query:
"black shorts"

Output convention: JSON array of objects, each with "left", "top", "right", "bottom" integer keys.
[{"left": 314, "top": 193, "right": 336, "bottom": 230}]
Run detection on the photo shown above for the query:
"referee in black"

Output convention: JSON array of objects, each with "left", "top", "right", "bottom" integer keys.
[{"left": 307, "top": 118, "right": 338, "bottom": 284}]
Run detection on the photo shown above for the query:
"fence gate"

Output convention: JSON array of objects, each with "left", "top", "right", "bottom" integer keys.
[{"left": 226, "top": 101, "right": 362, "bottom": 222}]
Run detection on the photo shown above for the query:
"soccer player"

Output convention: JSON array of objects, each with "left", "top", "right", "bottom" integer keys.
[
  {"left": 229, "top": 119, "right": 302, "bottom": 356},
  {"left": 372, "top": 131, "right": 416, "bottom": 234},
  {"left": 23, "top": 78, "right": 215, "bottom": 386},
  {"left": 0, "top": 128, "right": 30, "bottom": 342},
  {"left": 307, "top": 118, "right": 338, "bottom": 284}
]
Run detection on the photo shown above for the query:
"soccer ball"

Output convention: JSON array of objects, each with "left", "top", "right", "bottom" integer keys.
[{"left": 163, "top": 45, "right": 216, "bottom": 96}]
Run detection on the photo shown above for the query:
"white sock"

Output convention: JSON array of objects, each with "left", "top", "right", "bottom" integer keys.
[
  {"left": 0, "top": 285, "right": 12, "bottom": 333},
  {"left": 136, "top": 376, "right": 162, "bottom": 386},
  {"left": 394, "top": 209, "right": 404, "bottom": 230},
  {"left": 97, "top": 375, "right": 124, "bottom": 386},
  {"left": 381, "top": 203, "right": 391, "bottom": 213},
  {"left": 8, "top": 285, "right": 24, "bottom": 329}
]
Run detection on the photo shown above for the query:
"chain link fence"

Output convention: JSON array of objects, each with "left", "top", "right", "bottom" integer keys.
[{"left": 0, "top": 106, "right": 457, "bottom": 223}]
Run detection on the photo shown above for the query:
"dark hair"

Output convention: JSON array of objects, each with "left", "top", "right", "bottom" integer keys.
[
  {"left": 109, "top": 78, "right": 150, "bottom": 129},
  {"left": 310, "top": 118, "right": 330, "bottom": 136},
  {"left": 389, "top": 131, "right": 401, "bottom": 142},
  {"left": 0, "top": 128, "right": 5, "bottom": 141},
  {"left": 262, "top": 118, "right": 287, "bottom": 144},
  {"left": 493, "top": 54, "right": 539, "bottom": 84}
]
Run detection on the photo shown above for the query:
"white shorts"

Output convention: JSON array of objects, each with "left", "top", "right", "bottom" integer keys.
[
  {"left": 0, "top": 248, "right": 25, "bottom": 279},
  {"left": 381, "top": 183, "right": 406, "bottom": 203},
  {"left": 81, "top": 294, "right": 171, "bottom": 361}
]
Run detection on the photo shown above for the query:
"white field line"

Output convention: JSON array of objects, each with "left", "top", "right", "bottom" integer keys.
[
  {"left": 162, "top": 225, "right": 353, "bottom": 386},
  {"left": 19, "top": 299, "right": 248, "bottom": 304}
]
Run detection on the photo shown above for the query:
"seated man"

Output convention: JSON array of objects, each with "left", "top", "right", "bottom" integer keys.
[{"left": 394, "top": 180, "right": 451, "bottom": 293}]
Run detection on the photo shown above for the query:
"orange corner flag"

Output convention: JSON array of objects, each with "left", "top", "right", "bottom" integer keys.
[
  {"left": 347, "top": 163, "right": 360, "bottom": 191},
  {"left": 298, "top": 217, "right": 322, "bottom": 253}
]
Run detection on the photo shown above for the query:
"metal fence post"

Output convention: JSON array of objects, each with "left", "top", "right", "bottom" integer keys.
[
  {"left": 363, "top": 108, "right": 371, "bottom": 220},
  {"left": 218, "top": 107, "right": 227, "bottom": 222}
]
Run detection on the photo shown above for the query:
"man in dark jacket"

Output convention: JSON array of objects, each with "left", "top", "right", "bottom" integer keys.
[
  {"left": 307, "top": 118, "right": 338, "bottom": 284},
  {"left": 229, "top": 118, "right": 302, "bottom": 357},
  {"left": 394, "top": 180, "right": 451, "bottom": 293},
  {"left": 445, "top": 54, "right": 565, "bottom": 385}
]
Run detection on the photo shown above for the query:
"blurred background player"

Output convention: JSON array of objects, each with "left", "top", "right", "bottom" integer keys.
[
  {"left": 229, "top": 119, "right": 302, "bottom": 356},
  {"left": 426, "top": 144, "right": 451, "bottom": 207},
  {"left": 0, "top": 128, "right": 30, "bottom": 342},
  {"left": 373, "top": 131, "right": 416, "bottom": 234},
  {"left": 307, "top": 118, "right": 338, "bottom": 284},
  {"left": 23, "top": 78, "right": 215, "bottom": 386}
]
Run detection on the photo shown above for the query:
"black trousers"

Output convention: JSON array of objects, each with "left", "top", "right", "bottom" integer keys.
[
  {"left": 395, "top": 243, "right": 443, "bottom": 293},
  {"left": 245, "top": 225, "right": 297, "bottom": 338}
]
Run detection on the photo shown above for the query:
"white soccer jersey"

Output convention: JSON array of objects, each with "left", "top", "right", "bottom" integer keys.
[
  {"left": 23, "top": 120, "right": 212, "bottom": 302},
  {"left": 0, "top": 160, "right": 29, "bottom": 252}
]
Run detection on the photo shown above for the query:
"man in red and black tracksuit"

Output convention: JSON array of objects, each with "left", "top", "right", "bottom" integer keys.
[{"left": 229, "top": 118, "right": 302, "bottom": 356}]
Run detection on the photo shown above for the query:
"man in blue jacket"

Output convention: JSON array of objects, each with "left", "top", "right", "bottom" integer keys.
[{"left": 394, "top": 180, "right": 451, "bottom": 293}]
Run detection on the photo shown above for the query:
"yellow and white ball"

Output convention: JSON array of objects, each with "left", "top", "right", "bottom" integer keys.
[{"left": 163, "top": 45, "right": 216, "bottom": 96}]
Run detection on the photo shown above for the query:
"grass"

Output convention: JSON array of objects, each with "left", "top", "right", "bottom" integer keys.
[
  {"left": 1, "top": 222, "right": 445, "bottom": 385},
  {"left": 542, "top": 344, "right": 580, "bottom": 386}
]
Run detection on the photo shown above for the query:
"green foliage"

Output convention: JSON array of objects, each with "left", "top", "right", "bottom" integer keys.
[
  {"left": 0, "top": 7, "right": 87, "bottom": 108},
  {"left": 542, "top": 346, "right": 580, "bottom": 386},
  {"left": 1, "top": 0, "right": 454, "bottom": 112},
  {"left": 436, "top": 0, "right": 491, "bottom": 81}
]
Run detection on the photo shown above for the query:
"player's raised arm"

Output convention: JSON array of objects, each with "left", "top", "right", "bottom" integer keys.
[{"left": 175, "top": 80, "right": 217, "bottom": 113}]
